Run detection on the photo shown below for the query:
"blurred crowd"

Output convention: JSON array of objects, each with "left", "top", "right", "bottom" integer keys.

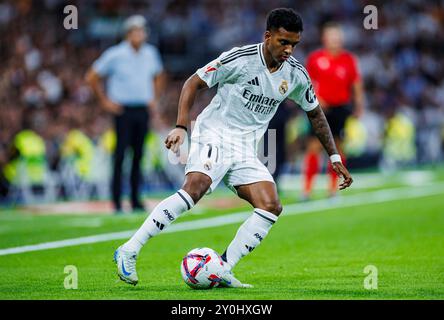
[{"left": 1, "top": 0, "right": 444, "bottom": 203}]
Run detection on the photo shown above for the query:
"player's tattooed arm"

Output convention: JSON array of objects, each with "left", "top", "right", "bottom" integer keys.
[
  {"left": 306, "top": 105, "right": 354, "bottom": 190},
  {"left": 306, "top": 105, "right": 338, "bottom": 156}
]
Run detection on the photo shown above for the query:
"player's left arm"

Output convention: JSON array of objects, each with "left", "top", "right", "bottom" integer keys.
[
  {"left": 288, "top": 67, "right": 353, "bottom": 190},
  {"left": 306, "top": 106, "right": 353, "bottom": 190}
]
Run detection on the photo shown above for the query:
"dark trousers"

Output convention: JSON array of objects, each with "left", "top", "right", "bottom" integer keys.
[
  {"left": 112, "top": 106, "right": 148, "bottom": 210},
  {"left": 310, "top": 104, "right": 352, "bottom": 139}
]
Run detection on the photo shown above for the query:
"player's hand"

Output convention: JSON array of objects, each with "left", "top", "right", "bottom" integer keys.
[
  {"left": 331, "top": 162, "right": 353, "bottom": 190},
  {"left": 102, "top": 98, "right": 123, "bottom": 115},
  {"left": 165, "top": 128, "right": 187, "bottom": 155}
]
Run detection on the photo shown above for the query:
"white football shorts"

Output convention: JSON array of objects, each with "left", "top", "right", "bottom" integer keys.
[{"left": 184, "top": 135, "right": 275, "bottom": 194}]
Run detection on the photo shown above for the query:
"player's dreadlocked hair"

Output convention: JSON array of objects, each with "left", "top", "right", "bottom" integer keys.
[{"left": 266, "top": 8, "right": 303, "bottom": 33}]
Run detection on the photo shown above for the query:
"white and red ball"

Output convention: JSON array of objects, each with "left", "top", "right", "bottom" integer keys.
[{"left": 180, "top": 247, "right": 225, "bottom": 289}]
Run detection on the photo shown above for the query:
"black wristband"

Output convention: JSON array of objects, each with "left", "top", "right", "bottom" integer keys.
[{"left": 175, "top": 124, "right": 188, "bottom": 132}]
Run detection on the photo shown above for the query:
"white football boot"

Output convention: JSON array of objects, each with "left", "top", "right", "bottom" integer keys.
[
  {"left": 219, "top": 262, "right": 253, "bottom": 288},
  {"left": 113, "top": 246, "right": 138, "bottom": 286}
]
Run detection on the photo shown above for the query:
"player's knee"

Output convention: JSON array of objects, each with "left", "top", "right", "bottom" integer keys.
[
  {"left": 261, "top": 200, "right": 283, "bottom": 216},
  {"left": 184, "top": 189, "right": 205, "bottom": 204},
  {"left": 181, "top": 173, "right": 212, "bottom": 204}
]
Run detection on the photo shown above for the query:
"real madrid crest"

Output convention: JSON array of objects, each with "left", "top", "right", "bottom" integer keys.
[{"left": 279, "top": 80, "right": 288, "bottom": 95}]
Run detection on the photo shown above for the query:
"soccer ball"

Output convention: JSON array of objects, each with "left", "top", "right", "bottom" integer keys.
[{"left": 180, "top": 247, "right": 225, "bottom": 289}]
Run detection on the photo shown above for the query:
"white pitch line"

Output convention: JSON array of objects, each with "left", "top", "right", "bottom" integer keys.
[{"left": 0, "top": 182, "right": 443, "bottom": 257}]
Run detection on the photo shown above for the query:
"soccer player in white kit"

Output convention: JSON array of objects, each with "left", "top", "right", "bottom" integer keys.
[{"left": 114, "top": 8, "right": 353, "bottom": 287}]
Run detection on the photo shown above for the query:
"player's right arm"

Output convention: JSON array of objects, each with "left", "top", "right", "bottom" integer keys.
[{"left": 164, "top": 74, "right": 208, "bottom": 154}]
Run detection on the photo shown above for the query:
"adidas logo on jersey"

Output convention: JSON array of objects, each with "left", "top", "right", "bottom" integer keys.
[{"left": 247, "top": 77, "right": 259, "bottom": 86}]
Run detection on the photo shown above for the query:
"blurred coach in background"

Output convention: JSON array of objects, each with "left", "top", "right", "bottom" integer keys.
[{"left": 86, "top": 15, "right": 165, "bottom": 213}]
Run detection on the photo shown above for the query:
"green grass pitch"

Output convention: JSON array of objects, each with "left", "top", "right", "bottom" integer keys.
[{"left": 0, "top": 169, "right": 443, "bottom": 300}]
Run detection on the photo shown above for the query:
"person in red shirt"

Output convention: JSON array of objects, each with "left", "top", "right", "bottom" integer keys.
[{"left": 302, "top": 22, "right": 364, "bottom": 199}]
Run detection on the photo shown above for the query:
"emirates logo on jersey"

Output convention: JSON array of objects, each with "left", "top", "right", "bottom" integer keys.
[
  {"left": 279, "top": 80, "right": 288, "bottom": 95},
  {"left": 242, "top": 89, "right": 281, "bottom": 115}
]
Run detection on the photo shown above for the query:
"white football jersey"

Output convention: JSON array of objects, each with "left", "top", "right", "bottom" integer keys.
[{"left": 194, "top": 42, "right": 319, "bottom": 145}]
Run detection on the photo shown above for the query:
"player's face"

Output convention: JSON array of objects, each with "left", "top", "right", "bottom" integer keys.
[{"left": 264, "top": 27, "right": 301, "bottom": 64}]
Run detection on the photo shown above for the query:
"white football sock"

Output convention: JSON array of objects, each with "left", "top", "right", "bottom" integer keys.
[
  {"left": 221, "top": 208, "right": 278, "bottom": 270},
  {"left": 122, "top": 189, "right": 194, "bottom": 254}
]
